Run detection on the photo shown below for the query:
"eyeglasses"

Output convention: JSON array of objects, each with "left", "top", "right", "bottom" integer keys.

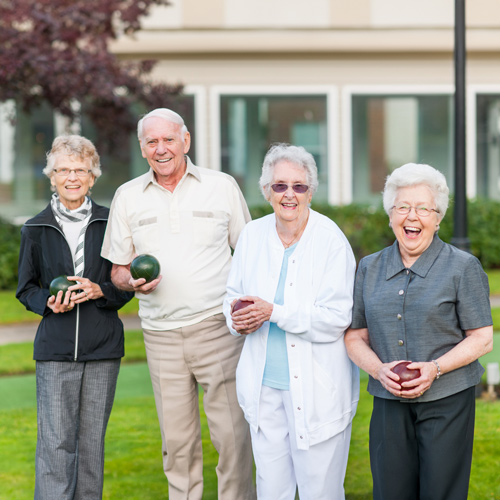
[
  {"left": 392, "top": 204, "right": 439, "bottom": 217},
  {"left": 54, "top": 168, "right": 92, "bottom": 177},
  {"left": 271, "top": 183, "right": 309, "bottom": 194}
]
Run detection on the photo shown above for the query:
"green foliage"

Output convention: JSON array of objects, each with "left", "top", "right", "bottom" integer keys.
[
  {"left": 467, "top": 199, "right": 500, "bottom": 269},
  {"left": 0, "top": 218, "right": 21, "bottom": 290},
  {"left": 310, "top": 203, "right": 395, "bottom": 261}
]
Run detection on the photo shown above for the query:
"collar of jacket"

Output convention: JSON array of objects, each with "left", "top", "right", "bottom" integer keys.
[{"left": 24, "top": 199, "right": 109, "bottom": 228}]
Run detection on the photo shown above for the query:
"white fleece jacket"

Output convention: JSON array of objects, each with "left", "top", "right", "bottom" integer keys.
[{"left": 223, "top": 209, "right": 359, "bottom": 450}]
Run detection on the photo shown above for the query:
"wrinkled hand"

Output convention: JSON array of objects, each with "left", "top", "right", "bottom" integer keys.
[
  {"left": 47, "top": 289, "right": 76, "bottom": 314},
  {"left": 377, "top": 360, "right": 438, "bottom": 399},
  {"left": 67, "top": 276, "right": 104, "bottom": 304},
  {"left": 128, "top": 275, "right": 162, "bottom": 295},
  {"left": 231, "top": 296, "right": 273, "bottom": 335},
  {"left": 397, "top": 361, "right": 439, "bottom": 399}
]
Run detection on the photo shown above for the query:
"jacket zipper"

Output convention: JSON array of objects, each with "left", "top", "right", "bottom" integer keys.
[{"left": 25, "top": 217, "right": 107, "bottom": 362}]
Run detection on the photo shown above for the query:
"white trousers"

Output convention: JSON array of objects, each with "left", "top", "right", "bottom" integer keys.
[{"left": 250, "top": 385, "right": 351, "bottom": 500}]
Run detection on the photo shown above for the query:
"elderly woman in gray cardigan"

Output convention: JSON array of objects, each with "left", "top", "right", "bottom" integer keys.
[{"left": 345, "top": 163, "right": 493, "bottom": 500}]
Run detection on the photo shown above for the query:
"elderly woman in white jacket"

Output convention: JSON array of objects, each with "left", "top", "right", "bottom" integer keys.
[{"left": 223, "top": 143, "right": 359, "bottom": 500}]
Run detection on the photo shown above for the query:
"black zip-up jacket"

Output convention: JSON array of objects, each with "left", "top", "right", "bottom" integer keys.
[{"left": 16, "top": 200, "right": 134, "bottom": 362}]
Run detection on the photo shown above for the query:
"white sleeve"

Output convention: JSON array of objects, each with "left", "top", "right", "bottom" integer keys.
[
  {"left": 223, "top": 225, "right": 249, "bottom": 336},
  {"left": 100, "top": 188, "right": 135, "bottom": 265}
]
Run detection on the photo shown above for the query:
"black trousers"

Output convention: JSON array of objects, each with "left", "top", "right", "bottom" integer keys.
[{"left": 370, "top": 387, "right": 476, "bottom": 500}]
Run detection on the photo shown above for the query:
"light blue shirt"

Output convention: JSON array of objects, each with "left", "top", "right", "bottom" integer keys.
[{"left": 262, "top": 243, "right": 297, "bottom": 390}]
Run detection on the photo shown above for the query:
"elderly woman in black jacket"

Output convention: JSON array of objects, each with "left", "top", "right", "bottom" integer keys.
[{"left": 16, "top": 135, "right": 133, "bottom": 500}]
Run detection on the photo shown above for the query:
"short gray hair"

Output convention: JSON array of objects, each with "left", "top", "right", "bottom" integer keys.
[
  {"left": 259, "top": 143, "right": 319, "bottom": 201},
  {"left": 43, "top": 135, "right": 101, "bottom": 182},
  {"left": 382, "top": 163, "right": 450, "bottom": 218},
  {"left": 137, "top": 108, "right": 188, "bottom": 140}
]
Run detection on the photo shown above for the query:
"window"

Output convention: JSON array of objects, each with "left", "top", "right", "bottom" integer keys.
[
  {"left": 82, "top": 94, "right": 197, "bottom": 206},
  {"left": 476, "top": 94, "right": 500, "bottom": 200},
  {"left": 351, "top": 93, "right": 453, "bottom": 205},
  {"left": 220, "top": 94, "right": 328, "bottom": 206},
  {"left": 0, "top": 93, "right": 198, "bottom": 219}
]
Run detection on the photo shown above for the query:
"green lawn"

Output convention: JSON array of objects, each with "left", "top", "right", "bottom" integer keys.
[
  {"left": 1, "top": 364, "right": 499, "bottom": 499},
  {"left": 488, "top": 269, "right": 500, "bottom": 295},
  {"left": 1, "top": 276, "right": 500, "bottom": 499}
]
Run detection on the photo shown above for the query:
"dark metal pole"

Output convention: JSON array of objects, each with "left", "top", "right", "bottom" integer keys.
[{"left": 452, "top": 0, "right": 470, "bottom": 251}]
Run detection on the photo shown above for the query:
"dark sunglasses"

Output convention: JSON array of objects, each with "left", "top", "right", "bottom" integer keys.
[{"left": 271, "top": 183, "right": 309, "bottom": 194}]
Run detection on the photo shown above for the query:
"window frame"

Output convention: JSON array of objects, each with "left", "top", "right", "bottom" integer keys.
[
  {"left": 209, "top": 85, "right": 339, "bottom": 204},
  {"left": 342, "top": 84, "right": 455, "bottom": 204},
  {"left": 467, "top": 84, "right": 500, "bottom": 199}
]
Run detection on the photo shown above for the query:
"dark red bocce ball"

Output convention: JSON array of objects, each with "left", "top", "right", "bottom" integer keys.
[
  {"left": 232, "top": 299, "right": 254, "bottom": 313},
  {"left": 391, "top": 361, "right": 421, "bottom": 390}
]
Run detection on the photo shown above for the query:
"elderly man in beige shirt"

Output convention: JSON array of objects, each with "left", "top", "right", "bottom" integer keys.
[{"left": 101, "top": 108, "right": 255, "bottom": 500}]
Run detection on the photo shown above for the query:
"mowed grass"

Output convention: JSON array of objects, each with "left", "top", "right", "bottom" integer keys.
[
  {"left": 1, "top": 364, "right": 500, "bottom": 499},
  {"left": 1, "top": 274, "right": 500, "bottom": 499},
  {"left": 0, "top": 362, "right": 219, "bottom": 500},
  {"left": 487, "top": 269, "right": 500, "bottom": 295}
]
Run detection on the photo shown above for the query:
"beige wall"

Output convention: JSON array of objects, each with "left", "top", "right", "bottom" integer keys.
[
  {"left": 225, "top": 0, "right": 331, "bottom": 27},
  {"left": 136, "top": 0, "right": 500, "bottom": 29}
]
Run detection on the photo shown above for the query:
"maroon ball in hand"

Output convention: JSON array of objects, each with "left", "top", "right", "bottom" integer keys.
[
  {"left": 391, "top": 361, "right": 421, "bottom": 390},
  {"left": 232, "top": 299, "right": 254, "bottom": 313}
]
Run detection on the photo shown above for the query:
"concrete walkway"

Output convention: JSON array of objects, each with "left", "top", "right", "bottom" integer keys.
[
  {"left": 1, "top": 297, "right": 499, "bottom": 346},
  {"left": 0, "top": 314, "right": 141, "bottom": 346}
]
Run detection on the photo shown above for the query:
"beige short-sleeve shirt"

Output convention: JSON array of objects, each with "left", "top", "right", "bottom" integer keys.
[{"left": 101, "top": 157, "right": 251, "bottom": 330}]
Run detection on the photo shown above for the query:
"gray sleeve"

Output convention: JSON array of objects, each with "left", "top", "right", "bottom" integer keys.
[
  {"left": 350, "top": 260, "right": 368, "bottom": 329},
  {"left": 456, "top": 256, "right": 492, "bottom": 331}
]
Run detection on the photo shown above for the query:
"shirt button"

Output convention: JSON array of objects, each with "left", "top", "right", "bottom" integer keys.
[
  {"left": 397, "top": 314, "right": 402, "bottom": 320},
  {"left": 291, "top": 344, "right": 295, "bottom": 347},
  {"left": 398, "top": 339, "right": 404, "bottom": 346},
  {"left": 290, "top": 283, "right": 293, "bottom": 286},
  {"left": 299, "top": 436, "right": 304, "bottom": 439},
  {"left": 399, "top": 290, "right": 404, "bottom": 295},
  {"left": 297, "top": 407, "right": 301, "bottom": 411},
  {"left": 294, "top": 375, "right": 298, "bottom": 379}
]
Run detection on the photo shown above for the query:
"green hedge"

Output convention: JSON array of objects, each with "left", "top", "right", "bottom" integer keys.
[
  {"left": 2, "top": 199, "right": 500, "bottom": 290},
  {"left": 0, "top": 218, "right": 21, "bottom": 290},
  {"left": 249, "top": 198, "right": 500, "bottom": 267}
]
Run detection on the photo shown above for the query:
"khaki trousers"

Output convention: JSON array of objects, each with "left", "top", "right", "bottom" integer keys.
[{"left": 143, "top": 313, "right": 256, "bottom": 500}]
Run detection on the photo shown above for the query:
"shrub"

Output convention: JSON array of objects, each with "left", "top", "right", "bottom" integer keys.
[
  {"left": 249, "top": 199, "right": 500, "bottom": 268},
  {"left": 0, "top": 218, "right": 21, "bottom": 290}
]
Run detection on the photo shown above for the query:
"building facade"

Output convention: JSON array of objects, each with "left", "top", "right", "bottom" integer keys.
[{"left": 2, "top": 0, "right": 500, "bottom": 221}]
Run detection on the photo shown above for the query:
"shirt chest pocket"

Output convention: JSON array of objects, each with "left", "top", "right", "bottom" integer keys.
[
  {"left": 131, "top": 216, "right": 161, "bottom": 254},
  {"left": 192, "top": 211, "right": 228, "bottom": 247}
]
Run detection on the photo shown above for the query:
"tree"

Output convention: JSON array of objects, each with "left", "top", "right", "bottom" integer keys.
[{"left": 0, "top": 0, "right": 183, "bottom": 149}]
